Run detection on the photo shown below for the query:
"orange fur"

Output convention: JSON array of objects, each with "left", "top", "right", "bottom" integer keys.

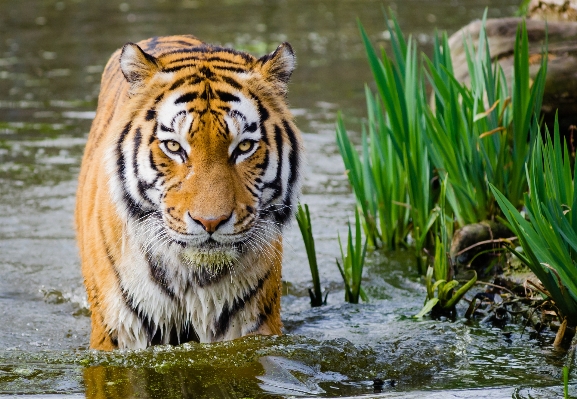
[{"left": 76, "top": 36, "right": 301, "bottom": 349}]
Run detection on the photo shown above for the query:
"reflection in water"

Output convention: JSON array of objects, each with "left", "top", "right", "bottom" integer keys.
[
  {"left": 83, "top": 356, "right": 332, "bottom": 398},
  {"left": 83, "top": 365, "right": 262, "bottom": 399}
]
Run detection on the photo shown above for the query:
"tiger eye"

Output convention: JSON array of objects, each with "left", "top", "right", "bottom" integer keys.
[
  {"left": 238, "top": 140, "right": 252, "bottom": 152},
  {"left": 166, "top": 140, "right": 181, "bottom": 153}
]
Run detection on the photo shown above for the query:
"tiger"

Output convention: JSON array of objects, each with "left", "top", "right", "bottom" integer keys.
[{"left": 75, "top": 35, "right": 302, "bottom": 350}]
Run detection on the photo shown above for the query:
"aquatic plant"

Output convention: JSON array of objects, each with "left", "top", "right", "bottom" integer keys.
[
  {"left": 337, "top": 13, "right": 432, "bottom": 264},
  {"left": 415, "top": 177, "right": 477, "bottom": 318},
  {"left": 336, "top": 89, "right": 409, "bottom": 250},
  {"left": 425, "top": 16, "right": 546, "bottom": 226},
  {"left": 336, "top": 208, "right": 368, "bottom": 304},
  {"left": 491, "top": 120, "right": 577, "bottom": 327},
  {"left": 564, "top": 366, "right": 569, "bottom": 399},
  {"left": 360, "top": 15, "right": 434, "bottom": 266},
  {"left": 296, "top": 203, "right": 326, "bottom": 307},
  {"left": 337, "top": 13, "right": 546, "bottom": 264}
]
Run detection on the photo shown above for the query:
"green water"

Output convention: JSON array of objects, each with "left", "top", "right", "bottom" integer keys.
[{"left": 0, "top": 0, "right": 574, "bottom": 397}]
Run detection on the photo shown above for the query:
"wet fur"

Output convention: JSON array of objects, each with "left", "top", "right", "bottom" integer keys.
[{"left": 75, "top": 35, "right": 301, "bottom": 350}]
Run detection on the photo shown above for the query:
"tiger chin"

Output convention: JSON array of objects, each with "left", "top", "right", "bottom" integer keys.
[{"left": 75, "top": 35, "right": 302, "bottom": 350}]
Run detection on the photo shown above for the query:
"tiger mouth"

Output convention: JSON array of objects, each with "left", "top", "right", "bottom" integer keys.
[{"left": 181, "top": 240, "right": 241, "bottom": 272}]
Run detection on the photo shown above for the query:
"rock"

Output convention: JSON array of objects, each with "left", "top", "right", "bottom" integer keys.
[
  {"left": 449, "top": 17, "right": 577, "bottom": 134},
  {"left": 450, "top": 221, "right": 513, "bottom": 269},
  {"left": 527, "top": 0, "right": 577, "bottom": 22}
]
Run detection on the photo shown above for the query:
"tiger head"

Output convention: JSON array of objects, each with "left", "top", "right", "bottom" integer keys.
[{"left": 109, "top": 40, "right": 302, "bottom": 274}]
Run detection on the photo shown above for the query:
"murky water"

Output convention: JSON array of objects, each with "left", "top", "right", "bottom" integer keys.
[{"left": 0, "top": 0, "right": 573, "bottom": 397}]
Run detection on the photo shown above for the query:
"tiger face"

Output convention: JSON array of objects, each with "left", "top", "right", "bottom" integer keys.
[
  {"left": 76, "top": 35, "right": 302, "bottom": 348},
  {"left": 112, "top": 40, "right": 301, "bottom": 275}
]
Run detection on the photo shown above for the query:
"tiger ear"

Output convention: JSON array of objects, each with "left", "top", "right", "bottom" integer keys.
[
  {"left": 119, "top": 43, "right": 159, "bottom": 92},
  {"left": 257, "top": 42, "right": 296, "bottom": 97}
]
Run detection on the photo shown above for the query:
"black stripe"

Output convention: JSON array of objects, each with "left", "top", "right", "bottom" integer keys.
[
  {"left": 163, "top": 64, "right": 194, "bottom": 73},
  {"left": 245, "top": 183, "right": 259, "bottom": 198},
  {"left": 245, "top": 122, "right": 257, "bottom": 133},
  {"left": 253, "top": 96, "right": 270, "bottom": 145},
  {"left": 160, "top": 123, "right": 174, "bottom": 132},
  {"left": 132, "top": 128, "right": 153, "bottom": 204},
  {"left": 146, "top": 253, "right": 176, "bottom": 298},
  {"left": 199, "top": 66, "right": 214, "bottom": 78},
  {"left": 169, "top": 78, "right": 186, "bottom": 91},
  {"left": 215, "top": 90, "right": 239, "bottom": 103},
  {"left": 166, "top": 55, "right": 245, "bottom": 67},
  {"left": 261, "top": 126, "right": 283, "bottom": 200},
  {"left": 221, "top": 75, "right": 242, "bottom": 89},
  {"left": 116, "top": 122, "right": 144, "bottom": 218},
  {"left": 163, "top": 61, "right": 244, "bottom": 74},
  {"left": 283, "top": 120, "right": 300, "bottom": 188},
  {"left": 254, "top": 97, "right": 269, "bottom": 121},
  {"left": 175, "top": 92, "right": 199, "bottom": 104},
  {"left": 275, "top": 121, "right": 300, "bottom": 225},
  {"left": 145, "top": 109, "right": 156, "bottom": 121},
  {"left": 119, "top": 285, "right": 157, "bottom": 344},
  {"left": 214, "top": 270, "right": 270, "bottom": 338},
  {"left": 149, "top": 126, "right": 157, "bottom": 144},
  {"left": 163, "top": 46, "right": 253, "bottom": 61},
  {"left": 211, "top": 65, "right": 247, "bottom": 74},
  {"left": 98, "top": 216, "right": 117, "bottom": 268}
]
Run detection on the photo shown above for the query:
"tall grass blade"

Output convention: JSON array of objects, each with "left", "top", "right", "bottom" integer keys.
[
  {"left": 296, "top": 203, "right": 325, "bottom": 307},
  {"left": 491, "top": 117, "right": 577, "bottom": 325},
  {"left": 337, "top": 208, "right": 368, "bottom": 304}
]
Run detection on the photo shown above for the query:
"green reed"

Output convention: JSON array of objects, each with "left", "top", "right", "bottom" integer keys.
[
  {"left": 296, "top": 203, "right": 325, "bottom": 307},
  {"left": 337, "top": 11, "right": 546, "bottom": 273},
  {"left": 415, "top": 176, "right": 477, "bottom": 318},
  {"left": 336, "top": 208, "right": 368, "bottom": 304},
  {"left": 337, "top": 12, "right": 433, "bottom": 268},
  {"left": 564, "top": 366, "right": 569, "bottom": 399},
  {"left": 492, "top": 118, "right": 577, "bottom": 327},
  {"left": 336, "top": 88, "right": 409, "bottom": 250},
  {"left": 425, "top": 14, "right": 546, "bottom": 226}
]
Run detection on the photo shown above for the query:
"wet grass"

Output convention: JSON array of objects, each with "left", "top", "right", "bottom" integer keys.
[
  {"left": 565, "top": 366, "right": 569, "bottom": 399},
  {"left": 425, "top": 17, "right": 546, "bottom": 226},
  {"left": 416, "top": 177, "right": 477, "bottom": 318},
  {"left": 296, "top": 203, "right": 325, "bottom": 307},
  {"left": 336, "top": 11, "right": 547, "bottom": 269},
  {"left": 337, "top": 12, "right": 435, "bottom": 258},
  {"left": 336, "top": 208, "right": 368, "bottom": 304},
  {"left": 492, "top": 119, "right": 577, "bottom": 328}
]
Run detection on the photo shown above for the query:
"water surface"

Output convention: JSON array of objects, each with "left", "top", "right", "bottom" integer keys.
[{"left": 0, "top": 0, "right": 572, "bottom": 397}]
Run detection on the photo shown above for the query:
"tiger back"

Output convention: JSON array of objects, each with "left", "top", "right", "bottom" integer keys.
[{"left": 75, "top": 35, "right": 302, "bottom": 350}]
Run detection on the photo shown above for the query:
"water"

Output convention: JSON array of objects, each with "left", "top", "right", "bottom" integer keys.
[{"left": 0, "top": 0, "right": 573, "bottom": 397}]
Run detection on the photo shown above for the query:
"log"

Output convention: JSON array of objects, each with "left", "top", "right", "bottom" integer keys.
[{"left": 449, "top": 17, "right": 577, "bottom": 134}]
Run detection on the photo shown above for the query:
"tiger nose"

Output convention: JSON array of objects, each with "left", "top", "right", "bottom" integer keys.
[{"left": 192, "top": 214, "right": 231, "bottom": 234}]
